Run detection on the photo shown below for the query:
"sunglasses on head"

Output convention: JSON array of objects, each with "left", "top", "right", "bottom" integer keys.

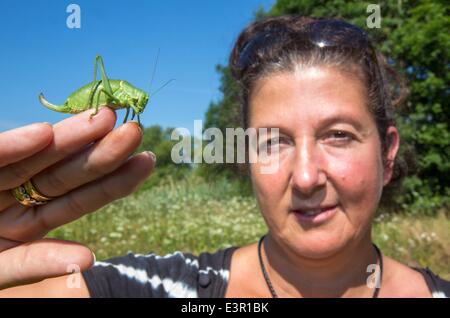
[{"left": 236, "top": 19, "right": 377, "bottom": 73}]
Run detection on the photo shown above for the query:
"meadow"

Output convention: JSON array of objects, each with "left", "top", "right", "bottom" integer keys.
[{"left": 48, "top": 174, "right": 450, "bottom": 280}]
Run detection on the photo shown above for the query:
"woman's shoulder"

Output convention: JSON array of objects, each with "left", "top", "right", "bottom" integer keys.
[
  {"left": 383, "top": 256, "right": 449, "bottom": 298},
  {"left": 410, "top": 267, "right": 450, "bottom": 298}
]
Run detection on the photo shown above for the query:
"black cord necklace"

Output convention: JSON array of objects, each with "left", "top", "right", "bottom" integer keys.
[{"left": 257, "top": 235, "right": 383, "bottom": 298}]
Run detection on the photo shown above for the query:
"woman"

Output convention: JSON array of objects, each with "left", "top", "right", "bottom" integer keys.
[{"left": 0, "top": 15, "right": 448, "bottom": 298}]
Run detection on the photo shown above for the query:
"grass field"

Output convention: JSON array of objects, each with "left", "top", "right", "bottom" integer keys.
[{"left": 47, "top": 174, "right": 450, "bottom": 280}]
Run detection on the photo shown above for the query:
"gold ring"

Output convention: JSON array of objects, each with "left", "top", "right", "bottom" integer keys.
[{"left": 11, "top": 179, "right": 55, "bottom": 207}]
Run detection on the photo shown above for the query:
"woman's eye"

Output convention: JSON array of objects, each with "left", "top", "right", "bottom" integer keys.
[
  {"left": 267, "top": 137, "right": 286, "bottom": 146},
  {"left": 259, "top": 136, "right": 286, "bottom": 149},
  {"left": 325, "top": 130, "right": 354, "bottom": 143},
  {"left": 267, "top": 138, "right": 278, "bottom": 146},
  {"left": 331, "top": 131, "right": 349, "bottom": 138}
]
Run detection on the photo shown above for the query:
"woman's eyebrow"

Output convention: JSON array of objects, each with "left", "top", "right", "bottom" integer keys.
[
  {"left": 251, "top": 124, "right": 287, "bottom": 135},
  {"left": 317, "top": 114, "right": 366, "bottom": 131},
  {"left": 252, "top": 114, "right": 366, "bottom": 131}
]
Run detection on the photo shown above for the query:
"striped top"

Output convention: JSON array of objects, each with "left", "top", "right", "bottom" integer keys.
[
  {"left": 82, "top": 246, "right": 238, "bottom": 298},
  {"left": 82, "top": 246, "right": 450, "bottom": 298}
]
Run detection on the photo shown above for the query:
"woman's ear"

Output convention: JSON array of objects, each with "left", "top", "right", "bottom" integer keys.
[{"left": 383, "top": 126, "right": 400, "bottom": 186}]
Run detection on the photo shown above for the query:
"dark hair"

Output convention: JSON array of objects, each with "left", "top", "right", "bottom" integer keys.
[{"left": 229, "top": 15, "right": 409, "bottom": 200}]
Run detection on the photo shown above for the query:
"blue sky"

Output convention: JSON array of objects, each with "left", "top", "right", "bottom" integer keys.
[{"left": 0, "top": 0, "right": 274, "bottom": 132}]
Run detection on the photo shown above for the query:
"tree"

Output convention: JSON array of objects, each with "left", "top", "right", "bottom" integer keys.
[
  {"left": 136, "top": 125, "right": 191, "bottom": 191},
  {"left": 200, "top": 65, "right": 245, "bottom": 181}
]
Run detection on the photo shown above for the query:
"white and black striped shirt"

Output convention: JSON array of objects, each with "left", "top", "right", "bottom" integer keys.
[
  {"left": 82, "top": 247, "right": 450, "bottom": 298},
  {"left": 82, "top": 246, "right": 238, "bottom": 298}
]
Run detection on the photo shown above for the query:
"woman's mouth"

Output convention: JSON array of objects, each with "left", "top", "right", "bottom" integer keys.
[{"left": 292, "top": 205, "right": 338, "bottom": 224}]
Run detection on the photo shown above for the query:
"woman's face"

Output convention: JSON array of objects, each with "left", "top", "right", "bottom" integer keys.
[{"left": 248, "top": 66, "right": 399, "bottom": 259}]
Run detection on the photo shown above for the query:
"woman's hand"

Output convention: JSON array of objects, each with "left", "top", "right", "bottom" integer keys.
[{"left": 0, "top": 107, "right": 155, "bottom": 290}]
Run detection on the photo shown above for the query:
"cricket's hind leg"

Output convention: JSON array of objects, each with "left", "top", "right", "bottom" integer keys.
[
  {"left": 89, "top": 86, "right": 122, "bottom": 122},
  {"left": 89, "top": 55, "right": 119, "bottom": 119}
]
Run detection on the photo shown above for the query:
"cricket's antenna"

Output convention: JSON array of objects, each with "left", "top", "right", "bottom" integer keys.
[
  {"left": 151, "top": 78, "right": 175, "bottom": 97},
  {"left": 149, "top": 48, "right": 160, "bottom": 94},
  {"left": 147, "top": 48, "right": 174, "bottom": 98}
]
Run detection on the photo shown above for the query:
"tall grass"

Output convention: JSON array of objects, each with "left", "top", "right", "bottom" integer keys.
[
  {"left": 373, "top": 211, "right": 450, "bottom": 279},
  {"left": 47, "top": 174, "right": 450, "bottom": 280}
]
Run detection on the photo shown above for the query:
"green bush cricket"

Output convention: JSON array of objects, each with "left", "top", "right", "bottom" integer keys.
[{"left": 38, "top": 55, "right": 173, "bottom": 127}]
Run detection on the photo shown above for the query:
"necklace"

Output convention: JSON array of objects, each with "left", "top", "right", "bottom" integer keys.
[{"left": 257, "top": 235, "right": 383, "bottom": 298}]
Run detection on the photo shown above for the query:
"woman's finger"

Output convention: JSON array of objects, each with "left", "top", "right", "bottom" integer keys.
[
  {"left": 31, "top": 121, "right": 142, "bottom": 198},
  {"left": 0, "top": 107, "right": 116, "bottom": 192},
  {"left": 0, "top": 191, "right": 17, "bottom": 211},
  {"left": 0, "top": 121, "right": 141, "bottom": 214},
  {"left": 0, "top": 238, "right": 94, "bottom": 290},
  {"left": 0, "top": 122, "right": 141, "bottom": 213},
  {"left": 0, "top": 237, "right": 20, "bottom": 252},
  {"left": 0, "top": 152, "right": 155, "bottom": 242},
  {"left": 0, "top": 123, "right": 53, "bottom": 168}
]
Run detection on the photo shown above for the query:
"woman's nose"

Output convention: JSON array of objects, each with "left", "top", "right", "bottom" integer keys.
[{"left": 290, "top": 141, "right": 326, "bottom": 195}]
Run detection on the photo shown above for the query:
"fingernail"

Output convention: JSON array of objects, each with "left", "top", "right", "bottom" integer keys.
[
  {"left": 92, "top": 251, "right": 97, "bottom": 264},
  {"left": 145, "top": 151, "right": 156, "bottom": 162},
  {"left": 129, "top": 121, "right": 143, "bottom": 135}
]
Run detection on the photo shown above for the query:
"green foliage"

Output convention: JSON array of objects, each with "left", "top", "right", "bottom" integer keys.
[
  {"left": 201, "top": 0, "right": 449, "bottom": 214},
  {"left": 200, "top": 65, "right": 251, "bottom": 191},
  {"left": 136, "top": 125, "right": 191, "bottom": 188},
  {"left": 137, "top": 125, "right": 165, "bottom": 153},
  {"left": 48, "top": 174, "right": 268, "bottom": 259},
  {"left": 387, "top": 1, "right": 450, "bottom": 213}
]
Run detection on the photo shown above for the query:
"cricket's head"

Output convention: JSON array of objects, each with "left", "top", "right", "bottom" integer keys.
[{"left": 135, "top": 91, "right": 149, "bottom": 113}]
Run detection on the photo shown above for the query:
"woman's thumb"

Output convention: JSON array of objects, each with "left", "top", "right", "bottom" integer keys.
[{"left": 0, "top": 238, "right": 94, "bottom": 290}]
